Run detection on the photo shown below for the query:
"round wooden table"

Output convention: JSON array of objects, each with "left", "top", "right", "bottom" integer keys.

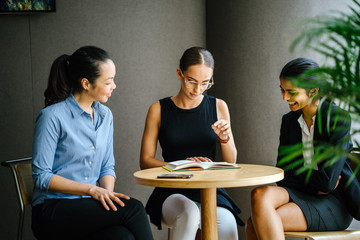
[{"left": 134, "top": 164, "right": 284, "bottom": 240}]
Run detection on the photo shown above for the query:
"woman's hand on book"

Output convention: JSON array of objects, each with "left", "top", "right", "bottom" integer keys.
[{"left": 186, "top": 156, "right": 213, "bottom": 162}]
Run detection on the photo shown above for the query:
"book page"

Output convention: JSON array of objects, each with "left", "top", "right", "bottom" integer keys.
[{"left": 164, "top": 160, "right": 239, "bottom": 171}]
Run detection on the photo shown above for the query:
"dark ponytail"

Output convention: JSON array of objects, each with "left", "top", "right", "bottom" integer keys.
[
  {"left": 44, "top": 54, "right": 71, "bottom": 107},
  {"left": 179, "top": 47, "right": 214, "bottom": 72},
  {"left": 44, "top": 46, "right": 110, "bottom": 107}
]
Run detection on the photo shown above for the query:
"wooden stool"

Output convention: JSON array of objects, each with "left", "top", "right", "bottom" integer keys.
[
  {"left": 284, "top": 230, "right": 360, "bottom": 239},
  {"left": 168, "top": 228, "right": 201, "bottom": 240}
]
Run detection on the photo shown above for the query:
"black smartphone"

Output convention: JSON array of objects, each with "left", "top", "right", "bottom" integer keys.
[{"left": 157, "top": 174, "right": 193, "bottom": 179}]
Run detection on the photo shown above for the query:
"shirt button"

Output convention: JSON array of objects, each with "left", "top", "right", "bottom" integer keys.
[
  {"left": 89, "top": 161, "right": 92, "bottom": 165},
  {"left": 91, "top": 146, "right": 95, "bottom": 150},
  {"left": 85, "top": 177, "right": 88, "bottom": 181}
]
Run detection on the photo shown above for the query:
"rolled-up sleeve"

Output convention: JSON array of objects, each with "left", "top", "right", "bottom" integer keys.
[
  {"left": 32, "top": 108, "right": 59, "bottom": 191},
  {"left": 99, "top": 111, "right": 116, "bottom": 180}
]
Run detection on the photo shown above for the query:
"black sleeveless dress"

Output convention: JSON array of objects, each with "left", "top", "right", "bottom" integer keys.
[{"left": 145, "top": 95, "right": 244, "bottom": 230}]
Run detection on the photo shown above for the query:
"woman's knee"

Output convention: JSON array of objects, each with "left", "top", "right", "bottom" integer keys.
[
  {"left": 164, "top": 194, "right": 199, "bottom": 214},
  {"left": 162, "top": 194, "right": 200, "bottom": 226},
  {"left": 123, "top": 198, "right": 145, "bottom": 211},
  {"left": 251, "top": 186, "right": 272, "bottom": 205},
  {"left": 119, "top": 197, "right": 149, "bottom": 221},
  {"left": 251, "top": 186, "right": 290, "bottom": 212}
]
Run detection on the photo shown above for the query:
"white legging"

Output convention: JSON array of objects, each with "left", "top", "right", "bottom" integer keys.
[{"left": 162, "top": 194, "right": 238, "bottom": 240}]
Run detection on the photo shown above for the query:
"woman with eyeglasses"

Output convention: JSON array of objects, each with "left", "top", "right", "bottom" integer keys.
[{"left": 140, "top": 47, "right": 243, "bottom": 240}]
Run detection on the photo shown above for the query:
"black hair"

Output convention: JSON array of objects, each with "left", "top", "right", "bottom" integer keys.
[
  {"left": 44, "top": 46, "right": 110, "bottom": 107},
  {"left": 279, "top": 57, "right": 319, "bottom": 79},
  {"left": 179, "top": 47, "right": 214, "bottom": 72}
]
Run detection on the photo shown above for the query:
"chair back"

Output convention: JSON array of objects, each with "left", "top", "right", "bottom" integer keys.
[
  {"left": 2, "top": 158, "right": 33, "bottom": 206},
  {"left": 14, "top": 162, "right": 33, "bottom": 205},
  {"left": 1, "top": 157, "right": 33, "bottom": 240}
]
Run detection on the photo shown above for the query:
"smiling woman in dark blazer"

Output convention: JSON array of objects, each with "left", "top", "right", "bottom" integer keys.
[{"left": 246, "top": 58, "right": 360, "bottom": 240}]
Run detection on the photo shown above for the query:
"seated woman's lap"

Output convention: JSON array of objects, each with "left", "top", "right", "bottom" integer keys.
[
  {"left": 283, "top": 186, "right": 353, "bottom": 231},
  {"left": 32, "top": 197, "right": 151, "bottom": 240},
  {"left": 250, "top": 186, "right": 308, "bottom": 231},
  {"left": 251, "top": 185, "right": 352, "bottom": 231}
]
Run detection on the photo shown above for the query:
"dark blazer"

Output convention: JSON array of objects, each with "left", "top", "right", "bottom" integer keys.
[{"left": 276, "top": 100, "right": 360, "bottom": 220}]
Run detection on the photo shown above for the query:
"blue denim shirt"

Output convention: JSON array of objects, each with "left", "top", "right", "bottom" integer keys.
[{"left": 32, "top": 94, "right": 115, "bottom": 206}]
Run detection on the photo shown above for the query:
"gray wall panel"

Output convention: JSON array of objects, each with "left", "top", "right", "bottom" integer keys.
[
  {"left": 1, "top": 1, "right": 358, "bottom": 239},
  {"left": 1, "top": 1, "right": 205, "bottom": 239},
  {"left": 0, "top": 15, "right": 34, "bottom": 240},
  {"left": 0, "top": 15, "right": 33, "bottom": 161}
]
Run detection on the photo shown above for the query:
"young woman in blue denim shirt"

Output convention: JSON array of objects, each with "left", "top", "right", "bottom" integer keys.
[{"left": 31, "top": 46, "right": 153, "bottom": 240}]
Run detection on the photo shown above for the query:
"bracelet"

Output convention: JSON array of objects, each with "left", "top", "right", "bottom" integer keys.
[{"left": 218, "top": 135, "right": 230, "bottom": 144}]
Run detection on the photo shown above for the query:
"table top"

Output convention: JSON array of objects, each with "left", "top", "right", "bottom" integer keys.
[{"left": 133, "top": 164, "right": 284, "bottom": 189}]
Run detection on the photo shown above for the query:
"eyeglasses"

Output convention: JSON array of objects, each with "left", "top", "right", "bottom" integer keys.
[{"left": 180, "top": 70, "right": 214, "bottom": 91}]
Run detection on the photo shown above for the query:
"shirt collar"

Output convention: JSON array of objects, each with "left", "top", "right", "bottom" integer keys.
[
  {"left": 65, "top": 93, "right": 84, "bottom": 118},
  {"left": 65, "top": 93, "right": 106, "bottom": 119},
  {"left": 298, "top": 114, "right": 316, "bottom": 136},
  {"left": 93, "top": 101, "right": 106, "bottom": 119}
]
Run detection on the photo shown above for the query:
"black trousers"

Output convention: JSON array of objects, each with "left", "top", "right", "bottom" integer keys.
[{"left": 32, "top": 197, "right": 154, "bottom": 240}]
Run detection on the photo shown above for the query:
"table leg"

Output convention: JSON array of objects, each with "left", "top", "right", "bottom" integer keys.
[{"left": 201, "top": 187, "right": 217, "bottom": 240}]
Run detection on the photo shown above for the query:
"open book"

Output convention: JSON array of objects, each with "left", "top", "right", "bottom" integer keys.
[{"left": 163, "top": 160, "right": 240, "bottom": 172}]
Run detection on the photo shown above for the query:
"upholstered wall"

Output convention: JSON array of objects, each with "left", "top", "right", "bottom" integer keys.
[
  {"left": 0, "top": 1, "right": 356, "bottom": 239},
  {"left": 0, "top": 1, "right": 206, "bottom": 239}
]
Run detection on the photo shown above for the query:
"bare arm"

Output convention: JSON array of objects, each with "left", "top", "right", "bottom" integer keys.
[
  {"left": 213, "top": 99, "right": 237, "bottom": 163},
  {"left": 48, "top": 174, "right": 94, "bottom": 196},
  {"left": 140, "top": 101, "right": 167, "bottom": 169},
  {"left": 48, "top": 174, "right": 130, "bottom": 211},
  {"left": 98, "top": 174, "right": 115, "bottom": 191}
]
